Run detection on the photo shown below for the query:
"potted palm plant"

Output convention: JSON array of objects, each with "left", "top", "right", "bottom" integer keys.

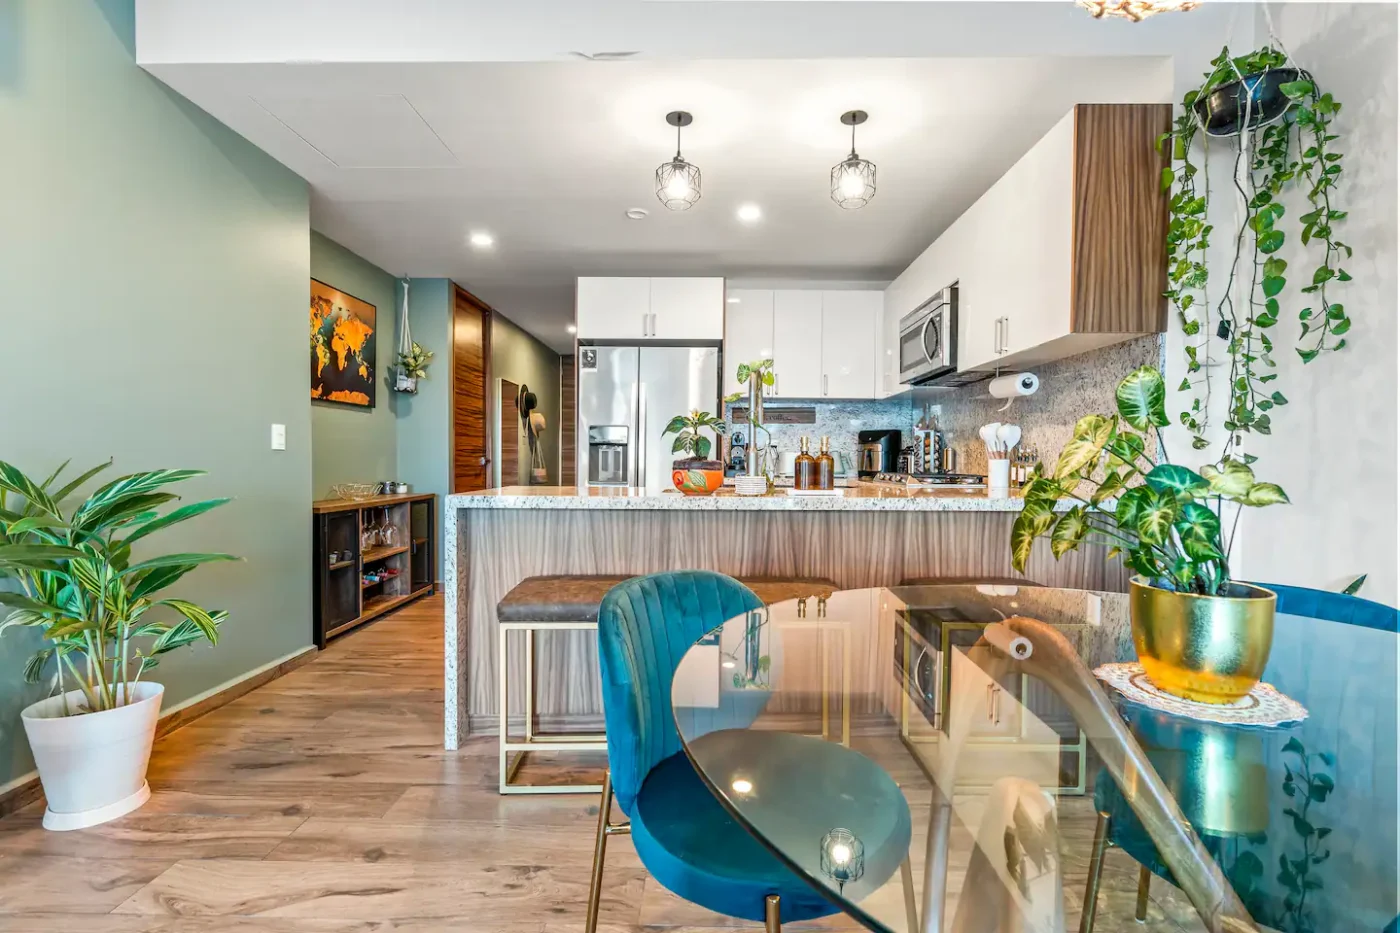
[
  {"left": 662, "top": 410, "right": 726, "bottom": 495},
  {"left": 1010, "top": 367, "right": 1288, "bottom": 704},
  {"left": 0, "top": 459, "right": 235, "bottom": 830}
]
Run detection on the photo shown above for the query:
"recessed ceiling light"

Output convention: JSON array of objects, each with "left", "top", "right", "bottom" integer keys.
[
  {"left": 726, "top": 297, "right": 740, "bottom": 304},
  {"left": 625, "top": 208, "right": 649, "bottom": 221},
  {"left": 566, "top": 323, "right": 577, "bottom": 334},
  {"left": 736, "top": 203, "right": 762, "bottom": 223},
  {"left": 731, "top": 778, "right": 753, "bottom": 795},
  {"left": 469, "top": 231, "right": 495, "bottom": 248}
]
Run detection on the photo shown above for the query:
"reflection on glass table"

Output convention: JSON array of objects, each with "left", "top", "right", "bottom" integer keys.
[{"left": 669, "top": 585, "right": 1397, "bottom": 933}]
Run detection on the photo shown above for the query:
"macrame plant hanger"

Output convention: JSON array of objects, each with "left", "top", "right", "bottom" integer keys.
[{"left": 395, "top": 276, "right": 416, "bottom": 393}]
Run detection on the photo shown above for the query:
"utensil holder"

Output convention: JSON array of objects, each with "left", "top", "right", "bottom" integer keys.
[{"left": 988, "top": 459, "right": 1011, "bottom": 490}]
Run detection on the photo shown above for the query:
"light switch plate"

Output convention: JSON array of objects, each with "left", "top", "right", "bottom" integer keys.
[{"left": 271, "top": 424, "right": 286, "bottom": 450}]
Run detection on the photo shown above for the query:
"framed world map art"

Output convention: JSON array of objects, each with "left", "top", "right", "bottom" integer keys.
[{"left": 310, "top": 279, "right": 376, "bottom": 408}]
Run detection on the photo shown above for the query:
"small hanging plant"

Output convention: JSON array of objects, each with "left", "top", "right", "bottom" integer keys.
[{"left": 1160, "top": 44, "right": 1352, "bottom": 455}]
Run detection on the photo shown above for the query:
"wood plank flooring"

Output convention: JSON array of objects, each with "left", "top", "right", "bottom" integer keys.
[{"left": 0, "top": 596, "right": 1206, "bottom": 933}]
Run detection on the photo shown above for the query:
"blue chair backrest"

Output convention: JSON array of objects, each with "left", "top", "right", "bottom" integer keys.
[
  {"left": 1255, "top": 581, "right": 1399, "bottom": 633},
  {"left": 596, "top": 571, "right": 762, "bottom": 815}
]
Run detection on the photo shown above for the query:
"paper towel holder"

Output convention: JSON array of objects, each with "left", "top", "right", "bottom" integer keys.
[{"left": 991, "top": 371, "right": 1039, "bottom": 412}]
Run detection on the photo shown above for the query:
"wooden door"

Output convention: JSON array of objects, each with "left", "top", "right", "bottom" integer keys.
[
  {"left": 560, "top": 354, "right": 576, "bottom": 484},
  {"left": 452, "top": 285, "right": 491, "bottom": 491}
]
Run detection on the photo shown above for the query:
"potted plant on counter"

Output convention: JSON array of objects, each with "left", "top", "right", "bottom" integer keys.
[
  {"left": 662, "top": 409, "right": 726, "bottom": 495},
  {"left": 0, "top": 459, "right": 235, "bottom": 829},
  {"left": 1010, "top": 367, "right": 1289, "bottom": 704}
]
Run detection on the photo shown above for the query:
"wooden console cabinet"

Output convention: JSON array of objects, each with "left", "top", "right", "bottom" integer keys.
[{"left": 312, "top": 493, "right": 436, "bottom": 647}]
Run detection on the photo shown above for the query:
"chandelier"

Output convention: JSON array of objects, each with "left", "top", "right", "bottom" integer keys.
[
  {"left": 830, "top": 110, "right": 876, "bottom": 210},
  {"left": 655, "top": 111, "right": 701, "bottom": 211},
  {"left": 1078, "top": 0, "right": 1200, "bottom": 22}
]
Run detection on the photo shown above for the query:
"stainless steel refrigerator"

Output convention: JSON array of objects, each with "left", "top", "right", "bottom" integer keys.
[{"left": 577, "top": 345, "right": 720, "bottom": 491}]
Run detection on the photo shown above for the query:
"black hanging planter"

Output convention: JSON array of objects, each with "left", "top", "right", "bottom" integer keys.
[{"left": 1192, "top": 67, "right": 1311, "bottom": 137}]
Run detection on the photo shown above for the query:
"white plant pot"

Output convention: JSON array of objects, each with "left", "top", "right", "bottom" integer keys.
[{"left": 21, "top": 682, "right": 163, "bottom": 831}]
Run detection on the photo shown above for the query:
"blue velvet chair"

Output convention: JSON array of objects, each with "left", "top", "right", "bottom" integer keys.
[
  {"left": 585, "top": 571, "right": 854, "bottom": 933},
  {"left": 1080, "top": 583, "right": 1399, "bottom": 933}
]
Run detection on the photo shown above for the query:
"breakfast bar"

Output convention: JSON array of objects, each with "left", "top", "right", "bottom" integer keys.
[{"left": 442, "top": 485, "right": 1131, "bottom": 748}]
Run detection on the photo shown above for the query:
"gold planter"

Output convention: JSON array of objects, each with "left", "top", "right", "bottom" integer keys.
[{"left": 1129, "top": 578, "right": 1276, "bottom": 704}]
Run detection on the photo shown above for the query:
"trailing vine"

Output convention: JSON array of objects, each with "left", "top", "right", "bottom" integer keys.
[{"left": 1160, "top": 45, "right": 1352, "bottom": 456}]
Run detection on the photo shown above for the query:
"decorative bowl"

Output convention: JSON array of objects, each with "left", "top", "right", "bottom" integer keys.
[
  {"left": 331, "top": 482, "right": 379, "bottom": 501},
  {"left": 672, "top": 460, "right": 724, "bottom": 496},
  {"left": 1129, "top": 577, "right": 1276, "bottom": 703}
]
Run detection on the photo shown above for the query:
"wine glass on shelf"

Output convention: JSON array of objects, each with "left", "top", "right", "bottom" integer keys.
[
  {"left": 361, "top": 512, "right": 380, "bottom": 554},
  {"left": 379, "top": 507, "right": 399, "bottom": 548}
]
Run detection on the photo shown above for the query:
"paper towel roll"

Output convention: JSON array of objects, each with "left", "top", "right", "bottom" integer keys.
[{"left": 989, "top": 372, "right": 1039, "bottom": 399}]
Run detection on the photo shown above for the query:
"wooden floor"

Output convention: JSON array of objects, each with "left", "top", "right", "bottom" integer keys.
[{"left": 0, "top": 596, "right": 1206, "bottom": 932}]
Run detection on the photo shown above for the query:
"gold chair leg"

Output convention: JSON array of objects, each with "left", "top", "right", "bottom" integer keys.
[
  {"left": 1134, "top": 864, "right": 1151, "bottom": 923},
  {"left": 585, "top": 772, "right": 615, "bottom": 933},
  {"left": 900, "top": 856, "right": 919, "bottom": 932},
  {"left": 1079, "top": 811, "right": 1111, "bottom": 933},
  {"left": 764, "top": 894, "right": 782, "bottom": 933}
]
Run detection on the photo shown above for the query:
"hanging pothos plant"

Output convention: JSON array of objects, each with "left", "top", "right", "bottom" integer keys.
[{"left": 1160, "top": 44, "right": 1352, "bottom": 455}]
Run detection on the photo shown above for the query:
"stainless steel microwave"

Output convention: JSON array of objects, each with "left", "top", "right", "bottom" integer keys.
[{"left": 898, "top": 285, "right": 957, "bottom": 385}]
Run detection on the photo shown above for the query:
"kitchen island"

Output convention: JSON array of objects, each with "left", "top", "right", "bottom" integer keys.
[{"left": 443, "top": 485, "right": 1129, "bottom": 747}]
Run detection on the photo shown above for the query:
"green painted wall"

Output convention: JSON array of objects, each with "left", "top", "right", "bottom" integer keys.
[
  {"left": 0, "top": 0, "right": 311, "bottom": 789},
  {"left": 393, "top": 278, "right": 453, "bottom": 574},
  {"left": 491, "top": 312, "right": 561, "bottom": 486},
  {"left": 310, "top": 232, "right": 399, "bottom": 498}
]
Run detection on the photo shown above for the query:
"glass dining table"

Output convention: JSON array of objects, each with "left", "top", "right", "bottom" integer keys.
[{"left": 669, "top": 585, "right": 1398, "bottom": 933}]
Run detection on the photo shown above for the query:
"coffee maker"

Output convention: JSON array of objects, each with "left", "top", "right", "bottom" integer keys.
[{"left": 857, "top": 429, "right": 901, "bottom": 478}]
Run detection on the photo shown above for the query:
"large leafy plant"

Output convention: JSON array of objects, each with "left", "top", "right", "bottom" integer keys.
[
  {"left": 663, "top": 410, "right": 725, "bottom": 462},
  {"left": 1162, "top": 45, "right": 1351, "bottom": 454},
  {"left": 0, "top": 460, "right": 235, "bottom": 715},
  {"left": 1011, "top": 368, "right": 1288, "bottom": 595}
]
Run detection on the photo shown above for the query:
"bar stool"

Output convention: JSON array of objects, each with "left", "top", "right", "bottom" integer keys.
[{"left": 496, "top": 573, "right": 838, "bottom": 794}]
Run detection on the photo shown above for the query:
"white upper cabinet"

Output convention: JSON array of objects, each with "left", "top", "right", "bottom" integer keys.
[
  {"left": 723, "top": 289, "right": 775, "bottom": 398},
  {"left": 575, "top": 276, "right": 725, "bottom": 340},
  {"left": 650, "top": 277, "right": 725, "bottom": 340},
  {"left": 771, "top": 290, "right": 824, "bottom": 399},
  {"left": 576, "top": 277, "right": 651, "bottom": 340},
  {"left": 727, "top": 288, "right": 883, "bottom": 400},
  {"left": 820, "top": 291, "right": 879, "bottom": 399},
  {"left": 883, "top": 104, "right": 1169, "bottom": 379}
]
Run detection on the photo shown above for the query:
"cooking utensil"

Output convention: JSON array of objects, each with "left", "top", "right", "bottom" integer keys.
[
  {"left": 997, "top": 424, "right": 1021, "bottom": 452},
  {"left": 979, "top": 423, "right": 1001, "bottom": 453}
]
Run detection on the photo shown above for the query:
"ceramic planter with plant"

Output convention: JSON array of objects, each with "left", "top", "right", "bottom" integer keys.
[
  {"left": 394, "top": 341, "right": 433, "bottom": 394},
  {"left": 1161, "top": 43, "right": 1352, "bottom": 455},
  {"left": 0, "top": 460, "right": 235, "bottom": 829},
  {"left": 1010, "top": 367, "right": 1289, "bottom": 703},
  {"left": 663, "top": 410, "right": 726, "bottom": 495}
]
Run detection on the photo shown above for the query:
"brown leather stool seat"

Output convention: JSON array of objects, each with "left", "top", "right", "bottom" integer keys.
[
  {"left": 739, "top": 576, "right": 838, "bottom": 605},
  {"left": 496, "top": 575, "right": 635, "bottom": 624},
  {"left": 898, "top": 575, "right": 1042, "bottom": 587}
]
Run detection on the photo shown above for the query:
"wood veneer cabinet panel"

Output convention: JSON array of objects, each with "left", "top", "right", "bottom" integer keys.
[{"left": 1071, "top": 104, "right": 1171, "bottom": 335}]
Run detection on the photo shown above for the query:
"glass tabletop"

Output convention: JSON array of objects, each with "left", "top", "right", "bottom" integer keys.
[{"left": 669, "top": 585, "right": 1398, "bottom": 933}]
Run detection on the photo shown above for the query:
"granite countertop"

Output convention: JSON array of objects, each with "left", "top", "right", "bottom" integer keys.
[{"left": 445, "top": 484, "right": 1057, "bottom": 512}]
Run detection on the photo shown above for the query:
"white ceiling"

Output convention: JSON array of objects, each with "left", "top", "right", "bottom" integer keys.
[{"left": 147, "top": 55, "right": 1172, "bottom": 348}]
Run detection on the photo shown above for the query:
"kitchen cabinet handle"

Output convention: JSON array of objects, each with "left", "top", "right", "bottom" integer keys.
[
  {"left": 1001, "top": 317, "right": 1009, "bottom": 354},
  {"left": 823, "top": 374, "right": 829, "bottom": 396},
  {"left": 991, "top": 684, "right": 1001, "bottom": 725}
]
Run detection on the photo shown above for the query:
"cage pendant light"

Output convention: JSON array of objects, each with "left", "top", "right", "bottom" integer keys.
[
  {"left": 655, "top": 111, "right": 701, "bottom": 211},
  {"left": 831, "top": 111, "right": 876, "bottom": 210}
]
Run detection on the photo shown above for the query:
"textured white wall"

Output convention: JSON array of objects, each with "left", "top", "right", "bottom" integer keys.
[{"left": 1230, "top": 3, "right": 1399, "bottom": 603}]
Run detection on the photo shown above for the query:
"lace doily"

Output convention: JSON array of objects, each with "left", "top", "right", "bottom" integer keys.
[{"left": 1094, "top": 662, "right": 1308, "bottom": 727}]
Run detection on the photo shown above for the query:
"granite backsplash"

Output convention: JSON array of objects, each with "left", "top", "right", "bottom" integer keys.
[
  {"left": 721, "top": 396, "right": 916, "bottom": 470},
  {"left": 926, "top": 335, "right": 1164, "bottom": 476}
]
